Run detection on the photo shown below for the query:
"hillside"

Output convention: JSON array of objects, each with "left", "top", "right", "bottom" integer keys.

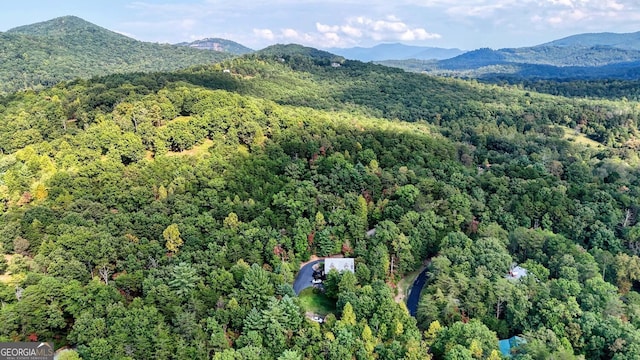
[
  {"left": 8, "top": 15, "right": 114, "bottom": 37},
  {"left": 0, "top": 16, "right": 233, "bottom": 93},
  {"left": 327, "top": 43, "right": 464, "bottom": 61},
  {"left": 256, "top": 43, "right": 345, "bottom": 63},
  {"left": 175, "top": 37, "right": 253, "bottom": 55},
  {"left": 437, "top": 45, "right": 640, "bottom": 68},
  {"left": 1, "top": 45, "right": 640, "bottom": 358},
  {"left": 542, "top": 31, "right": 640, "bottom": 50}
]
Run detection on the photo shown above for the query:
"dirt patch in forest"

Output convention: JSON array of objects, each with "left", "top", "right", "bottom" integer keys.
[{"left": 0, "top": 254, "right": 15, "bottom": 284}]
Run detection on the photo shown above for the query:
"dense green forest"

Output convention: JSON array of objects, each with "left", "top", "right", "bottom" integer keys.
[
  {"left": 1, "top": 44, "right": 640, "bottom": 359},
  {"left": 484, "top": 78, "right": 640, "bottom": 101},
  {"left": 0, "top": 16, "right": 231, "bottom": 94}
]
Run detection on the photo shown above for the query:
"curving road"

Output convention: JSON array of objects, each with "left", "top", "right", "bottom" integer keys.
[
  {"left": 294, "top": 260, "right": 320, "bottom": 295},
  {"left": 406, "top": 267, "right": 429, "bottom": 317},
  {"left": 293, "top": 257, "right": 428, "bottom": 318}
]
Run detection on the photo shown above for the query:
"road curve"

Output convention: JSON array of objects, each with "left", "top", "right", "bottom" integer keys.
[
  {"left": 406, "top": 267, "right": 429, "bottom": 317},
  {"left": 294, "top": 260, "right": 320, "bottom": 295},
  {"left": 294, "top": 258, "right": 427, "bottom": 317}
]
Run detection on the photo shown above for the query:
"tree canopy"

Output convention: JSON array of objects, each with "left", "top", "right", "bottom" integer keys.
[{"left": 1, "top": 48, "right": 640, "bottom": 359}]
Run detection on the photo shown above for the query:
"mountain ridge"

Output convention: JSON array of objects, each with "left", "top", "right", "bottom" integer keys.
[
  {"left": 8, "top": 15, "right": 125, "bottom": 39},
  {"left": 0, "top": 15, "right": 234, "bottom": 93},
  {"left": 540, "top": 30, "right": 640, "bottom": 50},
  {"left": 374, "top": 31, "right": 640, "bottom": 79},
  {"left": 327, "top": 43, "right": 464, "bottom": 61},
  {"left": 256, "top": 43, "right": 345, "bottom": 63}
]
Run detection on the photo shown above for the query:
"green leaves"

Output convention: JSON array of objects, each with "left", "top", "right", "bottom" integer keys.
[{"left": 168, "top": 262, "right": 200, "bottom": 299}]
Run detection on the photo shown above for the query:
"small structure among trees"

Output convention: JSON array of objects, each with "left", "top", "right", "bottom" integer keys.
[
  {"left": 506, "top": 264, "right": 527, "bottom": 281},
  {"left": 323, "top": 258, "right": 355, "bottom": 274}
]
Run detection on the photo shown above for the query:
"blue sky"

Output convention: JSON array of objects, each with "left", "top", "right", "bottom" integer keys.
[{"left": 2, "top": 0, "right": 640, "bottom": 50}]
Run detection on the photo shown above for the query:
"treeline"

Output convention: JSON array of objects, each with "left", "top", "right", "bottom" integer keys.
[{"left": 485, "top": 78, "right": 640, "bottom": 101}]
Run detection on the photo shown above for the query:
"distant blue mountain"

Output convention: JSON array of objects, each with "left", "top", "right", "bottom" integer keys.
[
  {"left": 541, "top": 31, "right": 640, "bottom": 50},
  {"left": 426, "top": 31, "right": 640, "bottom": 79},
  {"left": 379, "top": 31, "right": 640, "bottom": 80},
  {"left": 327, "top": 43, "right": 464, "bottom": 62},
  {"left": 435, "top": 45, "right": 640, "bottom": 70}
]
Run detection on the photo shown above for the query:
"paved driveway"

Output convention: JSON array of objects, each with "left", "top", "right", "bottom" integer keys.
[
  {"left": 294, "top": 260, "right": 320, "bottom": 295},
  {"left": 406, "top": 267, "right": 429, "bottom": 317}
]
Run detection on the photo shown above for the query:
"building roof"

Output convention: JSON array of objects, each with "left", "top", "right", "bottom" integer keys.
[
  {"left": 499, "top": 336, "right": 526, "bottom": 357},
  {"left": 506, "top": 265, "right": 528, "bottom": 280},
  {"left": 324, "top": 258, "right": 355, "bottom": 273}
]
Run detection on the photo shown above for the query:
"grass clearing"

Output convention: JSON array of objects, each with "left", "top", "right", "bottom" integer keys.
[
  {"left": 298, "top": 287, "right": 336, "bottom": 316},
  {"left": 558, "top": 126, "right": 603, "bottom": 148},
  {"left": 165, "top": 139, "right": 214, "bottom": 157}
]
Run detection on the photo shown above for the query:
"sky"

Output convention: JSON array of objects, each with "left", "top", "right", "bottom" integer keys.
[{"left": 1, "top": 0, "right": 640, "bottom": 50}]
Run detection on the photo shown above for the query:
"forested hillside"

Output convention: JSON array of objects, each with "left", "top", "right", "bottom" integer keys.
[
  {"left": 0, "top": 16, "right": 232, "bottom": 94},
  {"left": 175, "top": 38, "right": 253, "bottom": 55},
  {"left": 438, "top": 45, "right": 640, "bottom": 68},
  {"left": 1, "top": 46, "right": 640, "bottom": 359},
  {"left": 542, "top": 31, "right": 640, "bottom": 50}
]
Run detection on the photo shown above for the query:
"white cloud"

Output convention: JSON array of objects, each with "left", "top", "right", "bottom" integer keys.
[
  {"left": 547, "top": 16, "right": 564, "bottom": 24},
  {"left": 319, "top": 15, "right": 441, "bottom": 46},
  {"left": 422, "top": 0, "right": 637, "bottom": 37},
  {"left": 316, "top": 23, "right": 339, "bottom": 33},
  {"left": 601, "top": 0, "right": 625, "bottom": 11},
  {"left": 340, "top": 25, "right": 363, "bottom": 38},
  {"left": 282, "top": 28, "right": 300, "bottom": 38},
  {"left": 372, "top": 19, "right": 408, "bottom": 32},
  {"left": 250, "top": 15, "right": 440, "bottom": 48},
  {"left": 411, "top": 28, "right": 442, "bottom": 40},
  {"left": 113, "top": 30, "right": 136, "bottom": 38},
  {"left": 111, "top": 0, "right": 640, "bottom": 49},
  {"left": 253, "top": 28, "right": 275, "bottom": 41},
  {"left": 323, "top": 32, "right": 341, "bottom": 43},
  {"left": 545, "top": 0, "right": 577, "bottom": 6}
]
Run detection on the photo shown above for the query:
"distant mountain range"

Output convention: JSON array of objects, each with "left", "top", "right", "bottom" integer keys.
[
  {"left": 326, "top": 43, "right": 464, "bottom": 62},
  {"left": 0, "top": 16, "right": 232, "bottom": 93},
  {"left": 2, "top": 15, "right": 640, "bottom": 94},
  {"left": 437, "top": 45, "right": 640, "bottom": 69},
  {"left": 541, "top": 31, "right": 640, "bottom": 50},
  {"left": 379, "top": 31, "right": 640, "bottom": 80},
  {"left": 175, "top": 38, "right": 253, "bottom": 55}
]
